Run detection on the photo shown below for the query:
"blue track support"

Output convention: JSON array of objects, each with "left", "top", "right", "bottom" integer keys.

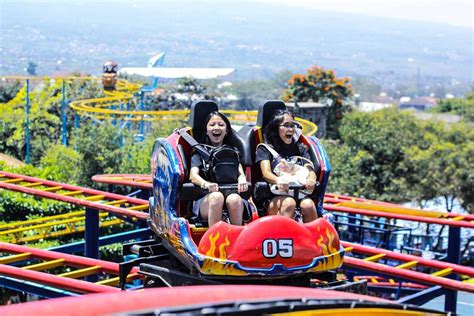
[
  {"left": 25, "top": 79, "right": 30, "bottom": 164},
  {"left": 397, "top": 285, "right": 445, "bottom": 306},
  {"left": 126, "top": 102, "right": 131, "bottom": 131},
  {"left": 84, "top": 208, "right": 99, "bottom": 282},
  {"left": 0, "top": 276, "right": 80, "bottom": 299},
  {"left": 48, "top": 228, "right": 153, "bottom": 254},
  {"left": 445, "top": 226, "right": 461, "bottom": 313},
  {"left": 61, "top": 79, "right": 67, "bottom": 146},
  {"left": 139, "top": 91, "right": 145, "bottom": 136},
  {"left": 74, "top": 113, "right": 80, "bottom": 150}
]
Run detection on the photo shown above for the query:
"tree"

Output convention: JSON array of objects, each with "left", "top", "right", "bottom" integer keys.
[
  {"left": 282, "top": 66, "right": 353, "bottom": 138},
  {"left": 75, "top": 123, "right": 124, "bottom": 187},
  {"left": 405, "top": 122, "right": 473, "bottom": 214},
  {"left": 326, "top": 108, "right": 426, "bottom": 202},
  {"left": 327, "top": 109, "right": 473, "bottom": 215},
  {"left": 431, "top": 87, "right": 474, "bottom": 122},
  {"left": 0, "top": 81, "right": 22, "bottom": 103}
]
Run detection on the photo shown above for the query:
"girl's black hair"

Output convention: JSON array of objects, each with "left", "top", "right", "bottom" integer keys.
[
  {"left": 264, "top": 110, "right": 304, "bottom": 152},
  {"left": 201, "top": 111, "right": 235, "bottom": 146}
]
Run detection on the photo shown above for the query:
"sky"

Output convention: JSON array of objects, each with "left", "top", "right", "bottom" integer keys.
[
  {"left": 255, "top": 0, "right": 473, "bottom": 28},
  {"left": 9, "top": 0, "right": 472, "bottom": 28}
]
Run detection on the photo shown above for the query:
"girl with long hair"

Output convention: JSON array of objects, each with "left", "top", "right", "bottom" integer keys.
[
  {"left": 189, "top": 111, "right": 249, "bottom": 226},
  {"left": 256, "top": 110, "right": 318, "bottom": 223}
]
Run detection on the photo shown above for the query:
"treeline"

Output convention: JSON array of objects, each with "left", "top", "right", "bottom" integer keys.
[
  {"left": 326, "top": 108, "right": 473, "bottom": 213},
  {"left": 0, "top": 75, "right": 472, "bottom": 223}
]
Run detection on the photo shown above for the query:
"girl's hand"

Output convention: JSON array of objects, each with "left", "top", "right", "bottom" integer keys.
[
  {"left": 305, "top": 179, "right": 317, "bottom": 192},
  {"left": 203, "top": 182, "right": 219, "bottom": 192},
  {"left": 276, "top": 178, "right": 289, "bottom": 192},
  {"left": 238, "top": 176, "right": 248, "bottom": 193}
]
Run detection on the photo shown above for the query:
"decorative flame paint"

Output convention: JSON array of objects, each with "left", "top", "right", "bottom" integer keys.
[
  {"left": 200, "top": 231, "right": 246, "bottom": 276},
  {"left": 310, "top": 228, "right": 343, "bottom": 272}
]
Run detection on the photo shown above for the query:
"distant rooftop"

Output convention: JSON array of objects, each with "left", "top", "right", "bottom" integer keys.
[
  {"left": 285, "top": 102, "right": 327, "bottom": 108},
  {"left": 119, "top": 67, "right": 235, "bottom": 79}
]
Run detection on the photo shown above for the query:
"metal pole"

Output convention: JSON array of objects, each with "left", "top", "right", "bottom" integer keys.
[
  {"left": 85, "top": 207, "right": 99, "bottom": 282},
  {"left": 25, "top": 79, "right": 30, "bottom": 164},
  {"left": 139, "top": 90, "right": 144, "bottom": 136},
  {"left": 61, "top": 79, "right": 67, "bottom": 146},
  {"left": 126, "top": 101, "right": 131, "bottom": 132},
  {"left": 74, "top": 114, "right": 80, "bottom": 150},
  {"left": 445, "top": 226, "right": 460, "bottom": 313}
]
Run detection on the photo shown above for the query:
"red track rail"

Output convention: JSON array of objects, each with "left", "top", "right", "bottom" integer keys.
[
  {"left": 0, "top": 242, "right": 138, "bottom": 293},
  {"left": 0, "top": 171, "right": 147, "bottom": 220},
  {"left": 343, "top": 242, "right": 474, "bottom": 293},
  {"left": 92, "top": 174, "right": 152, "bottom": 190},
  {"left": 90, "top": 173, "right": 474, "bottom": 228},
  {"left": 325, "top": 204, "right": 474, "bottom": 228}
]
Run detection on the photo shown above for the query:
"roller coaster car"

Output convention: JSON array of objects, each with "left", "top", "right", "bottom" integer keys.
[
  {"left": 145, "top": 100, "right": 344, "bottom": 285},
  {"left": 102, "top": 60, "right": 118, "bottom": 90}
]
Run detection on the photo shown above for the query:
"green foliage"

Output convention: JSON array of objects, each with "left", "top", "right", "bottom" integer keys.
[
  {"left": 74, "top": 122, "right": 124, "bottom": 187},
  {"left": 403, "top": 122, "right": 473, "bottom": 212},
  {"left": 0, "top": 80, "right": 22, "bottom": 103},
  {"left": 431, "top": 88, "right": 474, "bottom": 122},
  {"left": 39, "top": 144, "right": 82, "bottom": 184},
  {"left": 118, "top": 136, "right": 154, "bottom": 174},
  {"left": 0, "top": 78, "right": 103, "bottom": 164},
  {"left": 0, "top": 163, "right": 80, "bottom": 222},
  {"left": 282, "top": 66, "right": 353, "bottom": 138},
  {"left": 326, "top": 108, "right": 473, "bottom": 213}
]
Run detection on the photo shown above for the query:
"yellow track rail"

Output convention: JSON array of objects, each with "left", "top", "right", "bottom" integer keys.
[
  {"left": 70, "top": 79, "right": 318, "bottom": 135},
  {"left": 0, "top": 211, "right": 123, "bottom": 244},
  {"left": 2, "top": 75, "right": 318, "bottom": 135}
]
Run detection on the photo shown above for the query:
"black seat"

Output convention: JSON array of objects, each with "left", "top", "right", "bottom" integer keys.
[
  {"left": 188, "top": 100, "right": 219, "bottom": 141},
  {"left": 257, "top": 100, "right": 286, "bottom": 129},
  {"left": 249, "top": 100, "right": 325, "bottom": 216},
  {"left": 180, "top": 100, "right": 252, "bottom": 222}
]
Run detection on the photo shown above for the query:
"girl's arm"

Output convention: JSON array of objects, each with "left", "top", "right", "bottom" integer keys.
[
  {"left": 189, "top": 166, "right": 216, "bottom": 190},
  {"left": 260, "top": 160, "right": 279, "bottom": 184}
]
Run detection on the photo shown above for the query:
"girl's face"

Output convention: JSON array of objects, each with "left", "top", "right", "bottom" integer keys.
[
  {"left": 278, "top": 113, "right": 295, "bottom": 145},
  {"left": 206, "top": 115, "right": 227, "bottom": 146}
]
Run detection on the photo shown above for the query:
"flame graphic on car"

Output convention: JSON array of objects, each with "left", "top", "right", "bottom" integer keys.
[
  {"left": 200, "top": 231, "right": 247, "bottom": 276},
  {"left": 309, "top": 228, "right": 344, "bottom": 272}
]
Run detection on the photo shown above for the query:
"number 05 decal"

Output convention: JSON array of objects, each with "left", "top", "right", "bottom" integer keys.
[{"left": 262, "top": 239, "right": 293, "bottom": 258}]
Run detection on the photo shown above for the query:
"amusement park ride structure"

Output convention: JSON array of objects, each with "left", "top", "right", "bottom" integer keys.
[{"left": 0, "top": 73, "right": 473, "bottom": 314}]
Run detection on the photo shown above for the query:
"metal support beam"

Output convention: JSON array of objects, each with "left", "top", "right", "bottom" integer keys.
[
  {"left": 0, "top": 276, "right": 80, "bottom": 298},
  {"left": 61, "top": 79, "right": 67, "bottom": 146},
  {"left": 85, "top": 208, "right": 99, "bottom": 282},
  {"left": 445, "top": 226, "right": 461, "bottom": 313},
  {"left": 48, "top": 228, "right": 153, "bottom": 254},
  {"left": 139, "top": 90, "right": 144, "bottom": 135},
  {"left": 397, "top": 285, "right": 445, "bottom": 306},
  {"left": 25, "top": 79, "right": 30, "bottom": 164}
]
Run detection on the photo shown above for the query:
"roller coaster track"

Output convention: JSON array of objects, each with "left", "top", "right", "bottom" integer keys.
[
  {"left": 91, "top": 174, "right": 474, "bottom": 228},
  {"left": 0, "top": 242, "right": 139, "bottom": 294},
  {"left": 1, "top": 76, "right": 318, "bottom": 134},
  {"left": 1, "top": 172, "right": 473, "bottom": 295},
  {"left": 70, "top": 79, "right": 319, "bottom": 135},
  {"left": 342, "top": 242, "right": 474, "bottom": 293},
  {"left": 0, "top": 171, "right": 147, "bottom": 221},
  {"left": 0, "top": 211, "right": 123, "bottom": 244},
  {"left": 0, "top": 242, "right": 472, "bottom": 295}
]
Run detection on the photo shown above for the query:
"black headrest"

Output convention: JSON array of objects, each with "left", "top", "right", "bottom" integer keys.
[
  {"left": 188, "top": 100, "right": 218, "bottom": 141},
  {"left": 257, "top": 100, "right": 286, "bottom": 129}
]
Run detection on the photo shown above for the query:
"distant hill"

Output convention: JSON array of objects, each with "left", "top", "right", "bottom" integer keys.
[{"left": 1, "top": 1, "right": 472, "bottom": 88}]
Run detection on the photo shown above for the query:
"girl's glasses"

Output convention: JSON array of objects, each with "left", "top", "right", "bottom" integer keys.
[{"left": 279, "top": 122, "right": 302, "bottom": 129}]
